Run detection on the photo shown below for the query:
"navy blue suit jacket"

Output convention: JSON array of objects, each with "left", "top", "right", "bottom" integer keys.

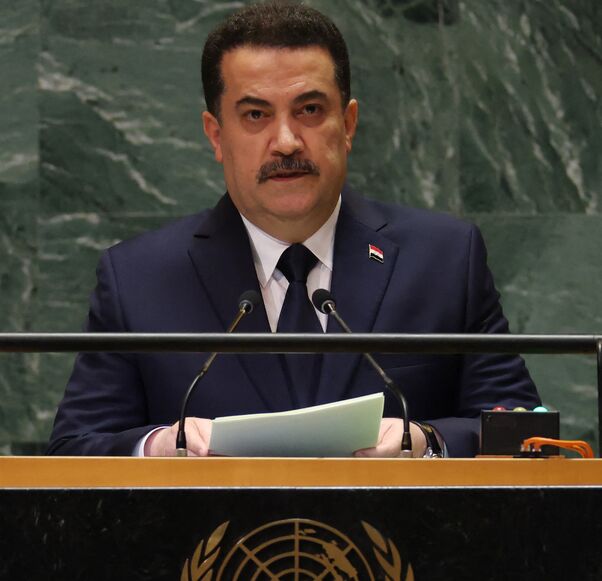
[{"left": 48, "top": 188, "right": 540, "bottom": 457}]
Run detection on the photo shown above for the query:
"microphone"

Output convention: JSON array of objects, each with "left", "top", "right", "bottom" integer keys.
[
  {"left": 175, "top": 290, "right": 261, "bottom": 456},
  {"left": 312, "top": 289, "right": 413, "bottom": 457}
]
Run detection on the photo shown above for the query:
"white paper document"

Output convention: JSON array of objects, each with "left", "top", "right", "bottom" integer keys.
[{"left": 209, "top": 392, "right": 385, "bottom": 457}]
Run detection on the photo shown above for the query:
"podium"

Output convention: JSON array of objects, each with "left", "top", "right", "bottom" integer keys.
[{"left": 1, "top": 457, "right": 601, "bottom": 580}]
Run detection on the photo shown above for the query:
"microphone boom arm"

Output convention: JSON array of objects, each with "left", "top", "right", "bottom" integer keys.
[
  {"left": 318, "top": 294, "right": 413, "bottom": 457},
  {"left": 175, "top": 291, "right": 259, "bottom": 457}
]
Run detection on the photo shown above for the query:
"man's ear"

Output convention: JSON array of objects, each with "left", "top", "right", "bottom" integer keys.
[
  {"left": 343, "top": 99, "right": 359, "bottom": 153},
  {"left": 202, "top": 111, "right": 223, "bottom": 163}
]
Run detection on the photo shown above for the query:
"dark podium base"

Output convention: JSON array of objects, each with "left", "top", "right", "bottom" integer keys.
[{"left": 1, "top": 487, "right": 601, "bottom": 580}]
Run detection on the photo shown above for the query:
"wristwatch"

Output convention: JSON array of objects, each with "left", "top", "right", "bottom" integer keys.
[{"left": 413, "top": 422, "right": 444, "bottom": 458}]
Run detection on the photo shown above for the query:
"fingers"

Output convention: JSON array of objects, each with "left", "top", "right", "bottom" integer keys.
[
  {"left": 354, "top": 418, "right": 403, "bottom": 458},
  {"left": 353, "top": 418, "right": 427, "bottom": 458},
  {"left": 185, "top": 418, "right": 213, "bottom": 456},
  {"left": 145, "top": 418, "right": 213, "bottom": 457}
]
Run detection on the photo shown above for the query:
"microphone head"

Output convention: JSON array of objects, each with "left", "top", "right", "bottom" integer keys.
[
  {"left": 312, "top": 288, "right": 335, "bottom": 314},
  {"left": 238, "top": 290, "right": 261, "bottom": 313}
]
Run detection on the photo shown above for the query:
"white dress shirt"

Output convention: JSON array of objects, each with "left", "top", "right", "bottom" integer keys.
[{"left": 240, "top": 196, "right": 341, "bottom": 332}]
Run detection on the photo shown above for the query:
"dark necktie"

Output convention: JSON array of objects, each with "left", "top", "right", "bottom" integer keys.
[{"left": 277, "top": 244, "right": 323, "bottom": 404}]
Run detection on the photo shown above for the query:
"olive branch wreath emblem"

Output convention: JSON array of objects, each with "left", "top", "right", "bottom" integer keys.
[
  {"left": 361, "top": 521, "right": 414, "bottom": 581},
  {"left": 181, "top": 519, "right": 414, "bottom": 581},
  {"left": 180, "top": 521, "right": 229, "bottom": 581}
]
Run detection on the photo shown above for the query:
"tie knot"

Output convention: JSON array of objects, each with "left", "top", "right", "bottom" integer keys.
[{"left": 277, "top": 244, "right": 318, "bottom": 283}]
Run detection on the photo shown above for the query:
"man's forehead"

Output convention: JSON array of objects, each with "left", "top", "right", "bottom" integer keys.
[
  {"left": 222, "top": 44, "right": 335, "bottom": 65},
  {"left": 219, "top": 45, "right": 338, "bottom": 96}
]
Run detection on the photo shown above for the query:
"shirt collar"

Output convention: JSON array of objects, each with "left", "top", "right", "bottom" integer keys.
[{"left": 240, "top": 196, "right": 341, "bottom": 288}]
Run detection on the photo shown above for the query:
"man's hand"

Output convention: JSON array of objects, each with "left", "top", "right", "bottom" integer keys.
[
  {"left": 144, "top": 417, "right": 213, "bottom": 457},
  {"left": 353, "top": 418, "right": 427, "bottom": 458}
]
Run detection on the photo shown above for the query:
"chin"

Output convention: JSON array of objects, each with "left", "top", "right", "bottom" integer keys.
[{"left": 270, "top": 194, "right": 321, "bottom": 219}]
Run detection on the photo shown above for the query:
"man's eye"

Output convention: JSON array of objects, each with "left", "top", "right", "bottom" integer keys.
[
  {"left": 301, "top": 104, "right": 320, "bottom": 115},
  {"left": 246, "top": 110, "right": 264, "bottom": 121}
]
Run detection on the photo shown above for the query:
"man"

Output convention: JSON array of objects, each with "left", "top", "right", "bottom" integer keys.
[{"left": 48, "top": 1, "right": 540, "bottom": 458}]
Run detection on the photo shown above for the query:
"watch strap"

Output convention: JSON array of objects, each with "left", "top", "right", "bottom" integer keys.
[{"left": 414, "top": 422, "right": 444, "bottom": 458}]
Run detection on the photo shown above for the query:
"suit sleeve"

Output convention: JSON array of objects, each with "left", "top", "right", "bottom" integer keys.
[
  {"left": 427, "top": 225, "right": 541, "bottom": 457},
  {"left": 46, "top": 250, "right": 162, "bottom": 456}
]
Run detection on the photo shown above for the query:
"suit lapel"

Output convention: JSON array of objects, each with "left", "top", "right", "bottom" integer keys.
[
  {"left": 187, "top": 194, "right": 293, "bottom": 412},
  {"left": 315, "top": 189, "right": 400, "bottom": 404}
]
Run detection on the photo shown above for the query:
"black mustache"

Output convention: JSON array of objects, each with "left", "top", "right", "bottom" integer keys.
[{"left": 257, "top": 158, "right": 320, "bottom": 184}]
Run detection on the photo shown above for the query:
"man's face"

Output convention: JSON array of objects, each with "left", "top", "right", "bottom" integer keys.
[{"left": 203, "top": 46, "right": 358, "bottom": 242}]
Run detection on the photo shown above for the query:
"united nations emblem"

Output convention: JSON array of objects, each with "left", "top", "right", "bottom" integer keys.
[{"left": 181, "top": 518, "right": 414, "bottom": 580}]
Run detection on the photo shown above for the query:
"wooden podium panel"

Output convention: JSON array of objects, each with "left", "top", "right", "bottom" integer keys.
[
  {"left": 1, "top": 458, "right": 601, "bottom": 580},
  {"left": 2, "top": 456, "right": 602, "bottom": 488}
]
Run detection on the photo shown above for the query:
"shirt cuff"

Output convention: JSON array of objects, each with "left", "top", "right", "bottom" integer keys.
[{"left": 132, "top": 426, "right": 169, "bottom": 457}]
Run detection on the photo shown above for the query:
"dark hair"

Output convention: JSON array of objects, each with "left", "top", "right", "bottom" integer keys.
[{"left": 202, "top": 1, "right": 351, "bottom": 118}]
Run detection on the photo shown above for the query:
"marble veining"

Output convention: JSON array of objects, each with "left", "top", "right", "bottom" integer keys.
[{"left": 0, "top": 0, "right": 600, "bottom": 451}]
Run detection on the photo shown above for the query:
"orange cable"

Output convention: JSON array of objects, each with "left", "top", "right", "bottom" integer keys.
[{"left": 521, "top": 437, "right": 594, "bottom": 458}]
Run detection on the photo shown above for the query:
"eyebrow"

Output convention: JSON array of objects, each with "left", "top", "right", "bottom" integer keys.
[
  {"left": 235, "top": 96, "right": 271, "bottom": 109},
  {"left": 235, "top": 90, "right": 329, "bottom": 110},
  {"left": 292, "top": 90, "right": 328, "bottom": 105}
]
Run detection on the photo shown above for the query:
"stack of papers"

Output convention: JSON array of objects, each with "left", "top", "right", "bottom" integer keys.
[{"left": 209, "top": 392, "right": 384, "bottom": 457}]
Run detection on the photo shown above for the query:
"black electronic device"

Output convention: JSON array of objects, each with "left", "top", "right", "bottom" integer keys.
[{"left": 480, "top": 410, "right": 560, "bottom": 455}]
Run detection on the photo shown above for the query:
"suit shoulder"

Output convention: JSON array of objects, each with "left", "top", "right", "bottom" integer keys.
[
  {"left": 106, "top": 209, "right": 211, "bottom": 261},
  {"left": 391, "top": 204, "right": 472, "bottom": 234},
  {"left": 360, "top": 197, "right": 476, "bottom": 240}
]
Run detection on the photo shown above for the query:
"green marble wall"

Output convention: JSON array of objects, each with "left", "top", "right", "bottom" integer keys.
[{"left": 1, "top": 0, "right": 600, "bottom": 453}]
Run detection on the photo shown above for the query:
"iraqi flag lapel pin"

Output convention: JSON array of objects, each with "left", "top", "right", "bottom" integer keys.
[{"left": 368, "top": 244, "right": 384, "bottom": 263}]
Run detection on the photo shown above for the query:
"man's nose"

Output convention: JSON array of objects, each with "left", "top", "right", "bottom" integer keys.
[{"left": 271, "top": 117, "right": 303, "bottom": 157}]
